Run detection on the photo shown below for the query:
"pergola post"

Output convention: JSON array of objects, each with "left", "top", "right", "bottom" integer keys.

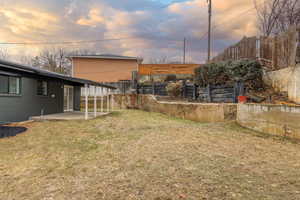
[
  {"left": 85, "top": 84, "right": 89, "bottom": 120},
  {"left": 94, "top": 86, "right": 97, "bottom": 117},
  {"left": 111, "top": 90, "right": 114, "bottom": 112},
  {"left": 107, "top": 88, "right": 110, "bottom": 112},
  {"left": 101, "top": 87, "right": 104, "bottom": 113}
]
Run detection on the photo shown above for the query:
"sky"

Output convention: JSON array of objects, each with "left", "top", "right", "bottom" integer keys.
[{"left": 0, "top": 0, "right": 260, "bottom": 63}]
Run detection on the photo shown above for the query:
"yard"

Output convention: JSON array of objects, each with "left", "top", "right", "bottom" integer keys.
[{"left": 0, "top": 110, "right": 300, "bottom": 200}]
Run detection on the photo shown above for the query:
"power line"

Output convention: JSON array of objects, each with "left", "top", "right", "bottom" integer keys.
[
  {"left": 0, "top": 36, "right": 183, "bottom": 46},
  {"left": 0, "top": 1, "right": 265, "bottom": 51},
  {"left": 0, "top": 37, "right": 128, "bottom": 45},
  {"left": 198, "top": 0, "right": 266, "bottom": 43}
]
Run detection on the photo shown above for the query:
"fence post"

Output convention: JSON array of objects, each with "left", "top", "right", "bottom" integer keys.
[
  {"left": 233, "top": 82, "right": 238, "bottom": 103},
  {"left": 152, "top": 82, "right": 155, "bottom": 95},
  {"left": 272, "top": 36, "right": 278, "bottom": 70},
  {"left": 256, "top": 37, "right": 260, "bottom": 60},
  {"left": 136, "top": 84, "right": 139, "bottom": 95},
  {"left": 239, "top": 82, "right": 245, "bottom": 96},
  {"left": 193, "top": 85, "right": 198, "bottom": 101},
  {"left": 290, "top": 27, "right": 299, "bottom": 66},
  {"left": 297, "top": 28, "right": 300, "bottom": 64},
  {"left": 297, "top": 30, "right": 300, "bottom": 64},
  {"left": 182, "top": 81, "right": 186, "bottom": 98},
  {"left": 207, "top": 84, "right": 212, "bottom": 103},
  {"left": 234, "top": 81, "right": 245, "bottom": 103}
]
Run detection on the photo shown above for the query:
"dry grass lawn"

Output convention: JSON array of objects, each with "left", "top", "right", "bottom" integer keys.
[{"left": 1, "top": 110, "right": 300, "bottom": 200}]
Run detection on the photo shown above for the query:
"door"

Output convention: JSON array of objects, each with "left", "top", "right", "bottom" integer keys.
[{"left": 64, "top": 85, "right": 74, "bottom": 112}]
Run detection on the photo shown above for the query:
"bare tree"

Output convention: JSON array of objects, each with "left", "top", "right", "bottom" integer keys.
[
  {"left": 148, "top": 56, "right": 181, "bottom": 64},
  {"left": 30, "top": 48, "right": 98, "bottom": 75},
  {"left": 18, "top": 55, "right": 35, "bottom": 66},
  {"left": 0, "top": 47, "right": 10, "bottom": 60},
  {"left": 254, "top": 0, "right": 284, "bottom": 36},
  {"left": 254, "top": 0, "right": 300, "bottom": 36},
  {"left": 69, "top": 49, "right": 96, "bottom": 56},
  {"left": 32, "top": 48, "right": 72, "bottom": 74},
  {"left": 276, "top": 0, "right": 300, "bottom": 33}
]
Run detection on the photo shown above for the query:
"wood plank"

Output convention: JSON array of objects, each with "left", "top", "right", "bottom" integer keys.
[{"left": 138, "top": 64, "right": 200, "bottom": 75}]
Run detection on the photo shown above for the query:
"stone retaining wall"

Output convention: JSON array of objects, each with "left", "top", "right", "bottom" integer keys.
[
  {"left": 114, "top": 94, "right": 237, "bottom": 123},
  {"left": 237, "top": 104, "right": 300, "bottom": 139}
]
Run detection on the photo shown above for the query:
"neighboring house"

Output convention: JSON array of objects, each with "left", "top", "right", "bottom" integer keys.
[
  {"left": 69, "top": 54, "right": 141, "bottom": 82},
  {"left": 0, "top": 59, "right": 114, "bottom": 124}
]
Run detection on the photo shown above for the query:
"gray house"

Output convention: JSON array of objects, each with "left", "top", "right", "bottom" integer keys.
[{"left": 0, "top": 59, "right": 115, "bottom": 124}]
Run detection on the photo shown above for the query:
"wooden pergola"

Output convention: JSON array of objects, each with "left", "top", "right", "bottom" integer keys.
[{"left": 83, "top": 83, "right": 117, "bottom": 120}]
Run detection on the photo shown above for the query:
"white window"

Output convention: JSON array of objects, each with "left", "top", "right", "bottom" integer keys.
[{"left": 0, "top": 75, "right": 21, "bottom": 95}]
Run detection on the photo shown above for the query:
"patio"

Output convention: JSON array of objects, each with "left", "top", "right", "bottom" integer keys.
[{"left": 30, "top": 111, "right": 110, "bottom": 121}]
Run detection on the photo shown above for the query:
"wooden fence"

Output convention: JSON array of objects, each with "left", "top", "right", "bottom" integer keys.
[
  {"left": 137, "top": 82, "right": 244, "bottom": 103},
  {"left": 211, "top": 37, "right": 257, "bottom": 62},
  {"left": 211, "top": 26, "right": 300, "bottom": 70},
  {"left": 138, "top": 64, "right": 200, "bottom": 75}
]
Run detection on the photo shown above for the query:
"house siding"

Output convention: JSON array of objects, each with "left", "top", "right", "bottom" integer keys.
[
  {"left": 0, "top": 77, "right": 64, "bottom": 123},
  {"left": 73, "top": 58, "right": 138, "bottom": 82}
]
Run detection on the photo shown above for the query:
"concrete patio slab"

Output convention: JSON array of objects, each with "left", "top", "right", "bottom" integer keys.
[{"left": 30, "top": 111, "right": 110, "bottom": 121}]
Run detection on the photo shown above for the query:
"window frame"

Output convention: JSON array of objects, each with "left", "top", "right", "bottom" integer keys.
[
  {"left": 37, "top": 80, "right": 49, "bottom": 96},
  {"left": 0, "top": 74, "right": 22, "bottom": 96}
]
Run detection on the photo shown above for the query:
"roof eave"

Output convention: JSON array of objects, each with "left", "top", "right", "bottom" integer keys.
[{"left": 68, "top": 56, "right": 138, "bottom": 61}]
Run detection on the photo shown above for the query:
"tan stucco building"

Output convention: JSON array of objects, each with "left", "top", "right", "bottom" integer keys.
[{"left": 70, "top": 55, "right": 140, "bottom": 82}]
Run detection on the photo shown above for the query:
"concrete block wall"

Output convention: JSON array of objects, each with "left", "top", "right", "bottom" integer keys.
[
  {"left": 264, "top": 65, "right": 300, "bottom": 103},
  {"left": 237, "top": 104, "right": 300, "bottom": 139},
  {"left": 114, "top": 94, "right": 237, "bottom": 123}
]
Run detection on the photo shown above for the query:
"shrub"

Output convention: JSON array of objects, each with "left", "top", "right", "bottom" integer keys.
[
  {"left": 194, "top": 60, "right": 263, "bottom": 90},
  {"left": 166, "top": 82, "right": 182, "bottom": 97}
]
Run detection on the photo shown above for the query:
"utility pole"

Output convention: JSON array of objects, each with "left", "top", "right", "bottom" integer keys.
[
  {"left": 183, "top": 37, "right": 186, "bottom": 64},
  {"left": 207, "top": 0, "right": 212, "bottom": 62}
]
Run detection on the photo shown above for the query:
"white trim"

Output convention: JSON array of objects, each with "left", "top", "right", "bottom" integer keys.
[
  {"left": 85, "top": 84, "right": 89, "bottom": 120},
  {"left": 68, "top": 55, "right": 138, "bottom": 61},
  {"left": 94, "top": 86, "right": 97, "bottom": 117},
  {"left": 111, "top": 92, "right": 114, "bottom": 112},
  {"left": 107, "top": 88, "right": 110, "bottom": 112},
  {"left": 101, "top": 87, "right": 104, "bottom": 113}
]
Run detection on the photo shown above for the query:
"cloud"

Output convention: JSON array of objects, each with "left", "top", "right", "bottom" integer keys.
[
  {"left": 77, "top": 8, "right": 105, "bottom": 26},
  {"left": 0, "top": 7, "right": 59, "bottom": 36},
  {"left": 0, "top": 0, "right": 260, "bottom": 63}
]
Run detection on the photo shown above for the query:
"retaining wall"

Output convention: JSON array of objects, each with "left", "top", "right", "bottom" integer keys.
[
  {"left": 114, "top": 94, "right": 237, "bottom": 123},
  {"left": 263, "top": 65, "right": 300, "bottom": 104},
  {"left": 114, "top": 94, "right": 300, "bottom": 140},
  {"left": 237, "top": 104, "right": 300, "bottom": 139}
]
